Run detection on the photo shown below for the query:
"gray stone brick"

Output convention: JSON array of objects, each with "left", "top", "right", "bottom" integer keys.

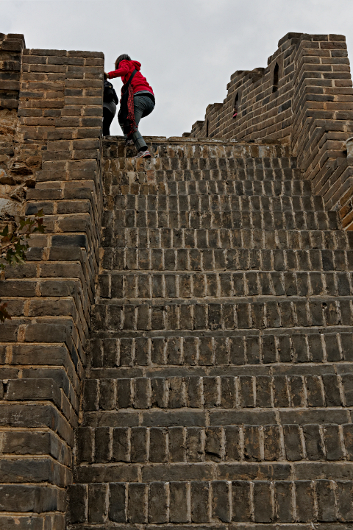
[
  {"left": 303, "top": 424, "right": 325, "bottom": 460},
  {"left": 148, "top": 482, "right": 168, "bottom": 523},
  {"left": 130, "top": 427, "right": 147, "bottom": 462},
  {"left": 169, "top": 427, "right": 185, "bottom": 462},
  {"left": 336, "top": 481, "right": 353, "bottom": 521},
  {"left": 324, "top": 425, "right": 344, "bottom": 460},
  {"left": 274, "top": 481, "right": 294, "bottom": 522},
  {"left": 134, "top": 378, "right": 151, "bottom": 409},
  {"left": 94, "top": 427, "right": 110, "bottom": 462},
  {"left": 117, "top": 379, "right": 132, "bottom": 409},
  {"left": 254, "top": 481, "right": 273, "bottom": 522},
  {"left": 191, "top": 481, "right": 210, "bottom": 523},
  {"left": 169, "top": 482, "right": 189, "bottom": 523},
  {"left": 243, "top": 425, "right": 261, "bottom": 461},
  {"left": 205, "top": 427, "right": 223, "bottom": 461},
  {"left": 295, "top": 481, "right": 315, "bottom": 523},
  {"left": 316, "top": 480, "right": 336, "bottom": 522},
  {"left": 108, "top": 483, "right": 126, "bottom": 523},
  {"left": 112, "top": 428, "right": 129, "bottom": 462},
  {"left": 283, "top": 424, "right": 304, "bottom": 461},
  {"left": 224, "top": 426, "right": 241, "bottom": 461},
  {"left": 231, "top": 481, "right": 251, "bottom": 522},
  {"left": 149, "top": 428, "right": 167, "bottom": 463},
  {"left": 67, "top": 484, "right": 87, "bottom": 524},
  {"left": 264, "top": 425, "right": 281, "bottom": 460},
  {"left": 88, "top": 484, "right": 107, "bottom": 523},
  {"left": 127, "top": 483, "right": 148, "bottom": 523},
  {"left": 187, "top": 427, "right": 203, "bottom": 462},
  {"left": 212, "top": 481, "right": 230, "bottom": 522}
]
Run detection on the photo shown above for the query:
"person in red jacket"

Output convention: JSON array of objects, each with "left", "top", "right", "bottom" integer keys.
[{"left": 106, "top": 54, "right": 155, "bottom": 158}]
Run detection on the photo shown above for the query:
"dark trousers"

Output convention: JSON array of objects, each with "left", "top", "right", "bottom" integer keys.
[
  {"left": 118, "top": 94, "right": 155, "bottom": 151},
  {"left": 103, "top": 107, "right": 115, "bottom": 136}
]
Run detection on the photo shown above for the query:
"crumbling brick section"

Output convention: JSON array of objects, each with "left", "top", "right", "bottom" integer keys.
[
  {"left": 0, "top": 37, "right": 104, "bottom": 530},
  {"left": 0, "top": 32, "right": 25, "bottom": 110}
]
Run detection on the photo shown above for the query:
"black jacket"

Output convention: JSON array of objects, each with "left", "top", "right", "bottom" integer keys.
[{"left": 104, "top": 80, "right": 119, "bottom": 104}]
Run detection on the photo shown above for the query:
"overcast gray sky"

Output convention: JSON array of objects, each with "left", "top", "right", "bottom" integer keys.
[{"left": 2, "top": 0, "right": 353, "bottom": 137}]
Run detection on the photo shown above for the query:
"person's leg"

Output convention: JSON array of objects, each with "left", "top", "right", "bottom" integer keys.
[
  {"left": 103, "top": 107, "right": 114, "bottom": 136},
  {"left": 132, "top": 95, "right": 155, "bottom": 152},
  {"left": 118, "top": 116, "right": 126, "bottom": 137}
]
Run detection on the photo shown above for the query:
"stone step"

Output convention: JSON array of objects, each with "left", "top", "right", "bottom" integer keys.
[
  {"left": 82, "top": 372, "right": 348, "bottom": 413},
  {"left": 103, "top": 137, "right": 292, "bottom": 159},
  {"left": 102, "top": 228, "right": 352, "bottom": 250},
  {"left": 109, "top": 209, "right": 338, "bottom": 231},
  {"left": 110, "top": 165, "right": 302, "bottom": 185},
  {"left": 83, "top": 408, "right": 349, "bottom": 431},
  {"left": 90, "top": 331, "right": 353, "bottom": 368},
  {"left": 91, "top": 298, "right": 353, "bottom": 332},
  {"left": 115, "top": 152, "right": 295, "bottom": 165},
  {"left": 102, "top": 248, "right": 353, "bottom": 273},
  {"left": 97, "top": 270, "right": 353, "bottom": 301},
  {"left": 113, "top": 193, "right": 325, "bottom": 212},
  {"left": 67, "top": 474, "right": 353, "bottom": 525},
  {"left": 113, "top": 179, "right": 313, "bottom": 197},
  {"left": 75, "top": 423, "right": 353, "bottom": 465},
  {"left": 73, "top": 135, "right": 353, "bottom": 530}
]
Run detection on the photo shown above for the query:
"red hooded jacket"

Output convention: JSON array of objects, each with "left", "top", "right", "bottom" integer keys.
[{"left": 107, "top": 60, "right": 154, "bottom": 96}]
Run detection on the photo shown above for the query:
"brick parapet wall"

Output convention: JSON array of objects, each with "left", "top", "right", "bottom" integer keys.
[
  {"left": 186, "top": 32, "right": 353, "bottom": 229},
  {"left": 0, "top": 38, "right": 104, "bottom": 530},
  {"left": 290, "top": 35, "right": 353, "bottom": 229},
  {"left": 187, "top": 32, "right": 302, "bottom": 142}
]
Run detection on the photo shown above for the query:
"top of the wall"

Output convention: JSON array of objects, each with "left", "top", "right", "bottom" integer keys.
[{"left": 0, "top": 33, "right": 25, "bottom": 51}]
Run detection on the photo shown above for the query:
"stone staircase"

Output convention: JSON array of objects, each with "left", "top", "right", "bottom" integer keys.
[{"left": 67, "top": 138, "right": 353, "bottom": 528}]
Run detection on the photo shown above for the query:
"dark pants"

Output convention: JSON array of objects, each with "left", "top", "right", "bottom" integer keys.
[
  {"left": 103, "top": 107, "right": 115, "bottom": 136},
  {"left": 119, "top": 94, "right": 155, "bottom": 151}
]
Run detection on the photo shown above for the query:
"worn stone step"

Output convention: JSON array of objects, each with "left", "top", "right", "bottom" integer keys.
[
  {"left": 109, "top": 164, "right": 302, "bottom": 187},
  {"left": 67, "top": 475, "right": 353, "bottom": 525},
  {"left": 113, "top": 193, "right": 325, "bottom": 212},
  {"left": 82, "top": 406, "right": 352, "bottom": 430},
  {"left": 102, "top": 248, "right": 353, "bottom": 273},
  {"left": 103, "top": 136, "right": 292, "bottom": 159},
  {"left": 112, "top": 178, "right": 314, "bottom": 197},
  {"left": 102, "top": 227, "right": 352, "bottom": 250},
  {"left": 109, "top": 209, "right": 338, "bottom": 231},
  {"left": 89, "top": 363, "right": 350, "bottom": 379},
  {"left": 73, "top": 132, "right": 353, "bottom": 530},
  {"left": 91, "top": 298, "right": 353, "bottom": 332},
  {"left": 75, "top": 422, "right": 353, "bottom": 465},
  {"left": 89, "top": 331, "right": 353, "bottom": 368},
  {"left": 82, "top": 372, "right": 349, "bottom": 412},
  {"left": 98, "top": 271, "right": 353, "bottom": 301}
]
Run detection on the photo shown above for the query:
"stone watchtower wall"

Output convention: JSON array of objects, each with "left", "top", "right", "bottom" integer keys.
[
  {"left": 185, "top": 33, "right": 353, "bottom": 229},
  {"left": 2, "top": 31, "right": 353, "bottom": 530}
]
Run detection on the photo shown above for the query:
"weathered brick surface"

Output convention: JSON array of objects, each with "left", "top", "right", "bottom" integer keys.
[
  {"left": 3, "top": 32, "right": 353, "bottom": 529},
  {"left": 68, "top": 136, "right": 353, "bottom": 529},
  {"left": 0, "top": 35, "right": 104, "bottom": 529}
]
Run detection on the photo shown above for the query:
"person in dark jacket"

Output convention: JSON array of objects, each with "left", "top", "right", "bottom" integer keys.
[
  {"left": 105, "top": 54, "right": 155, "bottom": 158},
  {"left": 103, "top": 76, "right": 119, "bottom": 136}
]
